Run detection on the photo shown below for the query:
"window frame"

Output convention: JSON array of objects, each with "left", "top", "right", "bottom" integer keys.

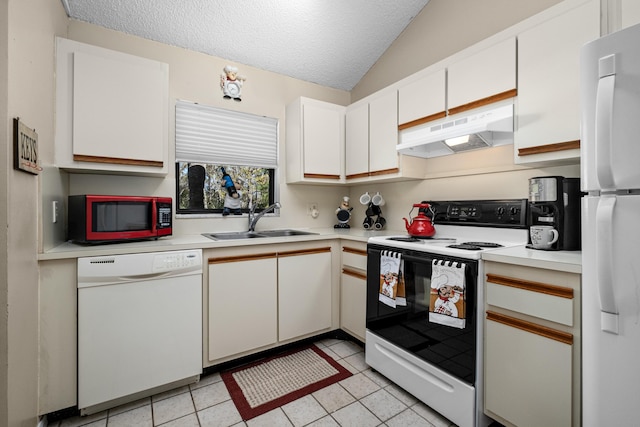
[{"left": 174, "top": 100, "right": 279, "bottom": 217}]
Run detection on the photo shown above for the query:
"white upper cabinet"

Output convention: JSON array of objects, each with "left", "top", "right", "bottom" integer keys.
[
  {"left": 369, "top": 90, "right": 399, "bottom": 174},
  {"left": 345, "top": 90, "right": 427, "bottom": 183},
  {"left": 345, "top": 102, "right": 369, "bottom": 179},
  {"left": 515, "top": 0, "right": 599, "bottom": 165},
  {"left": 447, "top": 37, "right": 517, "bottom": 115},
  {"left": 55, "top": 38, "right": 169, "bottom": 176},
  {"left": 286, "top": 97, "right": 345, "bottom": 184},
  {"left": 620, "top": 0, "right": 640, "bottom": 29},
  {"left": 604, "top": 0, "right": 640, "bottom": 33},
  {"left": 398, "top": 68, "right": 446, "bottom": 127}
]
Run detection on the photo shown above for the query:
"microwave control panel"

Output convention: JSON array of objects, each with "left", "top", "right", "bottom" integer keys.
[{"left": 157, "top": 205, "right": 172, "bottom": 229}]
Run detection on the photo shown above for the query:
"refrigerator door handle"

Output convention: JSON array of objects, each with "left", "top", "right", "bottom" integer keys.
[
  {"left": 595, "top": 63, "right": 616, "bottom": 190},
  {"left": 596, "top": 195, "right": 619, "bottom": 334}
]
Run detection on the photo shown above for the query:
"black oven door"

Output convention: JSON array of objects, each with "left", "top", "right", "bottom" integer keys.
[{"left": 366, "top": 244, "right": 479, "bottom": 385}]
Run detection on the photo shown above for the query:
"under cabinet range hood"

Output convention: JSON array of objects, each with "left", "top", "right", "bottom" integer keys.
[{"left": 397, "top": 104, "right": 514, "bottom": 158}]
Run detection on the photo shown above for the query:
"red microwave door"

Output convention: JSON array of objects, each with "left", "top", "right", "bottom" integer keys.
[{"left": 85, "top": 196, "right": 156, "bottom": 241}]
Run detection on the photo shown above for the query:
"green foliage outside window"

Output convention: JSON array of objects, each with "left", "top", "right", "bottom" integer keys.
[{"left": 176, "top": 162, "right": 274, "bottom": 214}]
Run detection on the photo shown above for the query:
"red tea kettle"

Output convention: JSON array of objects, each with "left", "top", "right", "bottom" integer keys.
[{"left": 403, "top": 203, "right": 436, "bottom": 238}]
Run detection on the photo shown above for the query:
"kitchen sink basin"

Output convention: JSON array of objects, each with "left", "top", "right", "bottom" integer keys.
[
  {"left": 203, "top": 231, "right": 266, "bottom": 240},
  {"left": 257, "top": 229, "right": 317, "bottom": 237},
  {"left": 203, "top": 229, "right": 317, "bottom": 241}
]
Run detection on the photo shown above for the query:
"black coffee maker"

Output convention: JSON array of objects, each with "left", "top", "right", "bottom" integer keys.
[{"left": 528, "top": 176, "right": 582, "bottom": 250}]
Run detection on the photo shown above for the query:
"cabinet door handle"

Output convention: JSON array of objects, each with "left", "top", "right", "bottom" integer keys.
[
  {"left": 485, "top": 274, "right": 573, "bottom": 299},
  {"left": 278, "top": 247, "right": 332, "bottom": 257},
  {"left": 486, "top": 311, "right": 573, "bottom": 345},
  {"left": 342, "top": 247, "right": 367, "bottom": 256},
  {"left": 342, "top": 268, "right": 366, "bottom": 280}
]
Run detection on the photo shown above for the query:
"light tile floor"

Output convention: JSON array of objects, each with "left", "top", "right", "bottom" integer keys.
[{"left": 49, "top": 338, "right": 457, "bottom": 427}]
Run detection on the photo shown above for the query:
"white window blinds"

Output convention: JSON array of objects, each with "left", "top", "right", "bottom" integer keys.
[{"left": 175, "top": 100, "right": 278, "bottom": 168}]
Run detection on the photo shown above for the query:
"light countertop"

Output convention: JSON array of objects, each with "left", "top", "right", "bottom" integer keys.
[
  {"left": 38, "top": 228, "right": 405, "bottom": 260},
  {"left": 40, "top": 229, "right": 583, "bottom": 274},
  {"left": 482, "top": 245, "right": 582, "bottom": 274}
]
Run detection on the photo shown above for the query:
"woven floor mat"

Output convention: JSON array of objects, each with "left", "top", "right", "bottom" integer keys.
[{"left": 221, "top": 344, "right": 353, "bottom": 420}]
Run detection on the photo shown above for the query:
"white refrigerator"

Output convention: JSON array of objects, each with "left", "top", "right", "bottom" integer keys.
[{"left": 581, "top": 23, "right": 640, "bottom": 426}]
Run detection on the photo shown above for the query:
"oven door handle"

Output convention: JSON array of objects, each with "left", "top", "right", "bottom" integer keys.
[{"left": 400, "top": 254, "right": 435, "bottom": 264}]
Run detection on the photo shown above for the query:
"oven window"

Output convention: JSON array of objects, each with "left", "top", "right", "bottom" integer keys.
[
  {"left": 93, "top": 202, "right": 151, "bottom": 232},
  {"left": 366, "top": 246, "right": 478, "bottom": 385}
]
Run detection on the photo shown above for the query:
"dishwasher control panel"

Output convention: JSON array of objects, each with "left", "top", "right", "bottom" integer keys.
[
  {"left": 153, "top": 251, "right": 202, "bottom": 272},
  {"left": 78, "top": 250, "right": 203, "bottom": 287}
]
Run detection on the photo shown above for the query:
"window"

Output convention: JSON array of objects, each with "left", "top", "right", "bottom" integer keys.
[{"left": 175, "top": 101, "right": 278, "bottom": 215}]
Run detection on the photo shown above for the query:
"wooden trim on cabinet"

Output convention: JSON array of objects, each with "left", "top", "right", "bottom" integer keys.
[
  {"left": 347, "top": 168, "right": 399, "bottom": 180},
  {"left": 208, "top": 252, "right": 277, "bottom": 264},
  {"left": 346, "top": 172, "right": 370, "bottom": 180},
  {"left": 518, "top": 140, "right": 580, "bottom": 156},
  {"left": 303, "top": 173, "right": 341, "bottom": 180},
  {"left": 343, "top": 247, "right": 367, "bottom": 256},
  {"left": 486, "top": 310, "right": 573, "bottom": 345},
  {"left": 277, "top": 247, "right": 332, "bottom": 258},
  {"left": 369, "top": 168, "right": 399, "bottom": 177},
  {"left": 486, "top": 273, "right": 574, "bottom": 299},
  {"left": 342, "top": 267, "right": 367, "bottom": 280},
  {"left": 398, "top": 111, "right": 447, "bottom": 131},
  {"left": 73, "top": 154, "right": 164, "bottom": 168},
  {"left": 447, "top": 88, "right": 517, "bottom": 116}
]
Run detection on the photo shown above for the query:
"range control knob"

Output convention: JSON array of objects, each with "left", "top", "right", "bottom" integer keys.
[
  {"left": 509, "top": 206, "right": 520, "bottom": 215},
  {"left": 496, "top": 206, "right": 505, "bottom": 216}
]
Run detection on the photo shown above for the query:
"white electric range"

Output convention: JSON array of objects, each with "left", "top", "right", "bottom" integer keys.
[{"left": 365, "top": 199, "right": 528, "bottom": 427}]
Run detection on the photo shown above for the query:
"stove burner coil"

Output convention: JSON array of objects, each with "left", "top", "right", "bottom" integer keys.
[
  {"left": 462, "top": 241, "right": 504, "bottom": 248},
  {"left": 447, "top": 242, "right": 504, "bottom": 251},
  {"left": 387, "top": 237, "right": 422, "bottom": 243}
]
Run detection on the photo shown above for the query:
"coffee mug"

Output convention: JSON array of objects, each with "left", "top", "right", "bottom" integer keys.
[
  {"left": 374, "top": 216, "right": 386, "bottom": 230},
  {"left": 359, "top": 192, "right": 371, "bottom": 205},
  {"left": 530, "top": 225, "right": 559, "bottom": 249},
  {"left": 371, "top": 192, "right": 385, "bottom": 206},
  {"left": 366, "top": 203, "right": 382, "bottom": 217},
  {"left": 363, "top": 216, "right": 374, "bottom": 229}
]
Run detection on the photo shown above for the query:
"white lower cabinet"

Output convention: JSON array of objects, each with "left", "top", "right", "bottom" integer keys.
[
  {"left": 208, "top": 253, "right": 278, "bottom": 361},
  {"left": 278, "top": 248, "right": 332, "bottom": 341},
  {"left": 207, "top": 245, "right": 333, "bottom": 365},
  {"left": 38, "top": 259, "right": 78, "bottom": 415},
  {"left": 484, "top": 261, "right": 581, "bottom": 427},
  {"left": 340, "top": 244, "right": 367, "bottom": 342}
]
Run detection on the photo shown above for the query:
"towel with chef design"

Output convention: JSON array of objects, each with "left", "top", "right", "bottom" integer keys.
[
  {"left": 429, "top": 259, "right": 466, "bottom": 329},
  {"left": 379, "top": 251, "right": 406, "bottom": 308}
]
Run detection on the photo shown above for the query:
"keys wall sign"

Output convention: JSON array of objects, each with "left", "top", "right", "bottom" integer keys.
[{"left": 14, "top": 117, "right": 40, "bottom": 175}]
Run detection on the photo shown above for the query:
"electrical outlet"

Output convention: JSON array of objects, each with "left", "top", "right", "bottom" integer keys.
[
  {"left": 52, "top": 200, "right": 59, "bottom": 224},
  {"left": 307, "top": 202, "right": 318, "bottom": 216}
]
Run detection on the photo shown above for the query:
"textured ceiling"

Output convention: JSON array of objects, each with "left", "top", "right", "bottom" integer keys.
[{"left": 62, "top": 0, "right": 430, "bottom": 91}]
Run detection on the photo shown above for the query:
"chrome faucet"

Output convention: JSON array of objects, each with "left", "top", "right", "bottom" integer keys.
[{"left": 248, "top": 201, "right": 281, "bottom": 231}]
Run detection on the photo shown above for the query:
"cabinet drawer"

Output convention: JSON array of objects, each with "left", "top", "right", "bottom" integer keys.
[
  {"left": 486, "top": 274, "right": 574, "bottom": 326},
  {"left": 485, "top": 313, "right": 572, "bottom": 427},
  {"left": 342, "top": 247, "right": 367, "bottom": 271}
]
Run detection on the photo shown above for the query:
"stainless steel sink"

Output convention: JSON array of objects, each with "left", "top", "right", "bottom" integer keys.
[
  {"left": 203, "top": 229, "right": 317, "bottom": 241},
  {"left": 257, "top": 229, "right": 317, "bottom": 237},
  {"left": 202, "top": 231, "right": 266, "bottom": 240}
]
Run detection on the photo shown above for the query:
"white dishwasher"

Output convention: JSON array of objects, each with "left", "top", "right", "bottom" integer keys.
[{"left": 77, "top": 249, "right": 203, "bottom": 414}]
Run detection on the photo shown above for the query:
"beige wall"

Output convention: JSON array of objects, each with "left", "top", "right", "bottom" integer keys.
[
  {"left": 12, "top": 2, "right": 580, "bottom": 424},
  {"left": 345, "top": 0, "right": 578, "bottom": 226},
  {"left": 64, "top": 21, "right": 351, "bottom": 236},
  {"left": 3, "top": 0, "right": 68, "bottom": 425},
  {"left": 352, "top": 0, "right": 561, "bottom": 101},
  {"left": 0, "top": 0, "right": 8, "bottom": 422}
]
